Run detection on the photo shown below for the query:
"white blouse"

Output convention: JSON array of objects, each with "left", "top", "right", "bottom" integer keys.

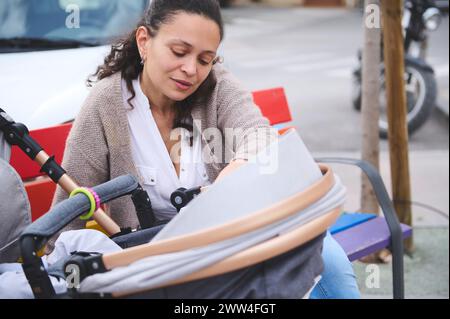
[{"left": 122, "top": 77, "right": 211, "bottom": 221}]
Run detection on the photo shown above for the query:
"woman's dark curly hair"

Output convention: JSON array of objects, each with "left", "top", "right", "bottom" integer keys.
[{"left": 88, "top": 0, "right": 224, "bottom": 130}]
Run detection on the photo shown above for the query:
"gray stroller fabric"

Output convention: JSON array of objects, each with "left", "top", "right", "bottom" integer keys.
[
  {"left": 0, "top": 158, "right": 32, "bottom": 263},
  {"left": 133, "top": 233, "right": 325, "bottom": 299},
  {"left": 0, "top": 131, "right": 11, "bottom": 162},
  {"left": 79, "top": 131, "right": 346, "bottom": 295}
]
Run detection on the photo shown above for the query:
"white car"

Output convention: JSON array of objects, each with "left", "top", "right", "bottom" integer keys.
[{"left": 0, "top": 0, "right": 149, "bottom": 130}]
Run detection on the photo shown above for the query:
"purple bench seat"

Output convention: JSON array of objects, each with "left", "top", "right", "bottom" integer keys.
[{"left": 333, "top": 217, "right": 413, "bottom": 262}]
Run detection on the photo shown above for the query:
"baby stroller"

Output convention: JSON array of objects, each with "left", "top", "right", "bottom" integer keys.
[{"left": 1, "top": 109, "right": 346, "bottom": 299}]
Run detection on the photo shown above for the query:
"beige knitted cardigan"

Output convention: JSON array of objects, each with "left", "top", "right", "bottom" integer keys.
[{"left": 49, "top": 64, "right": 276, "bottom": 247}]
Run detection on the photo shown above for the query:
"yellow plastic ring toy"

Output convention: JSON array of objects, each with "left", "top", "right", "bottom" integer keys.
[{"left": 69, "top": 187, "right": 96, "bottom": 220}]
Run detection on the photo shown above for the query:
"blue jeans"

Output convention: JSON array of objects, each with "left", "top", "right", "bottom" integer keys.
[{"left": 310, "top": 231, "right": 360, "bottom": 299}]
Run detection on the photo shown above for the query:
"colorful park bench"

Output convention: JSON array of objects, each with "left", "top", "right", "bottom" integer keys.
[{"left": 10, "top": 87, "right": 412, "bottom": 299}]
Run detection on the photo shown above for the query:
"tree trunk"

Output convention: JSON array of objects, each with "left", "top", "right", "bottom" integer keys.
[
  {"left": 381, "top": 0, "right": 414, "bottom": 253},
  {"left": 361, "top": 0, "right": 381, "bottom": 215}
]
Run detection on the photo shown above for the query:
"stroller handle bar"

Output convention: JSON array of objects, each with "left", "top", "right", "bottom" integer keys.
[
  {"left": 20, "top": 174, "right": 140, "bottom": 298},
  {"left": 0, "top": 108, "right": 121, "bottom": 236},
  {"left": 1, "top": 108, "right": 43, "bottom": 159},
  {"left": 21, "top": 174, "right": 140, "bottom": 239}
]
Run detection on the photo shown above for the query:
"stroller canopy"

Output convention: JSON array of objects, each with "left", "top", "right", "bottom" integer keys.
[{"left": 78, "top": 131, "right": 346, "bottom": 296}]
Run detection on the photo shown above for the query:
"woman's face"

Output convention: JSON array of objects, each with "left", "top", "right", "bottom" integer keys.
[{"left": 137, "top": 12, "right": 221, "bottom": 103}]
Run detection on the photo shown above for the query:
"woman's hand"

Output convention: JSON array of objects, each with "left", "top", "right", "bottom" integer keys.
[{"left": 214, "top": 159, "right": 248, "bottom": 182}]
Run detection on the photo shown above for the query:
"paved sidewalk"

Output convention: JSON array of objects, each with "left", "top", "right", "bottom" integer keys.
[
  {"left": 354, "top": 227, "right": 449, "bottom": 299},
  {"left": 313, "top": 150, "right": 449, "bottom": 298}
]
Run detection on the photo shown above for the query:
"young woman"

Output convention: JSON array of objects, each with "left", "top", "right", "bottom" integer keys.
[{"left": 50, "top": 0, "right": 359, "bottom": 299}]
